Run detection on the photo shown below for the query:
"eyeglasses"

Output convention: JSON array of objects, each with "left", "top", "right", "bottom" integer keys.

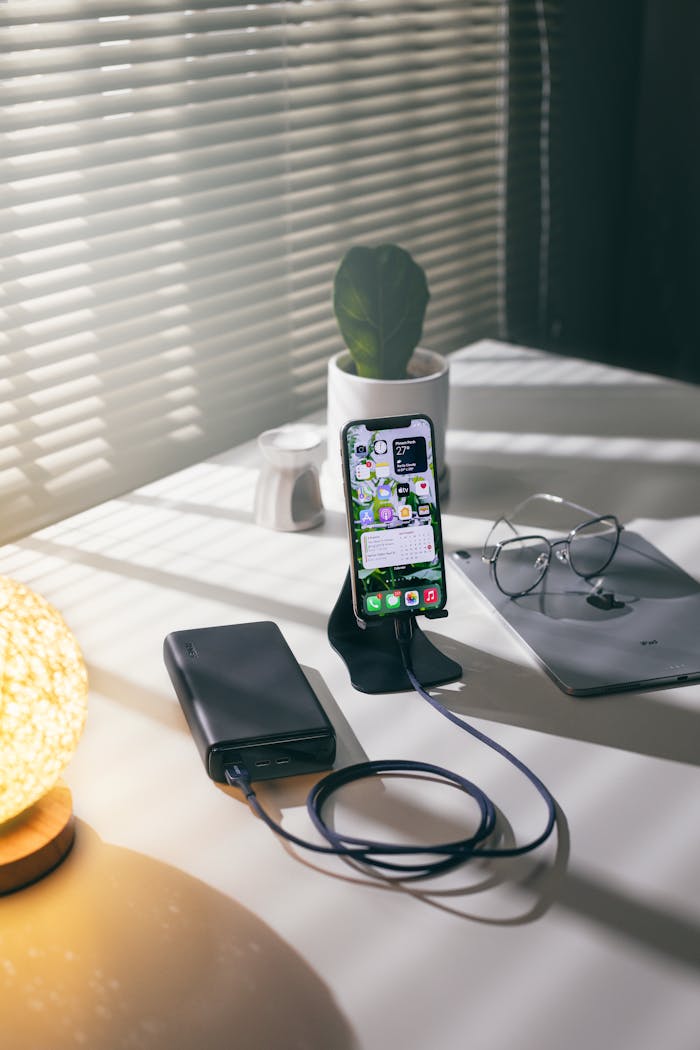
[{"left": 481, "top": 493, "right": 623, "bottom": 598}]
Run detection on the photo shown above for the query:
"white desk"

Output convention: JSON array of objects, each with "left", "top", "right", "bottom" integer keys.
[{"left": 2, "top": 340, "right": 699, "bottom": 1050}]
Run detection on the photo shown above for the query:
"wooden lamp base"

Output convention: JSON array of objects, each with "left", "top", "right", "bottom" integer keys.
[{"left": 0, "top": 782, "right": 75, "bottom": 895}]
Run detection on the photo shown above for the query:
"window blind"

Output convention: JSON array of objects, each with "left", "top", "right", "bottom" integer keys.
[{"left": 1, "top": 1, "right": 512, "bottom": 544}]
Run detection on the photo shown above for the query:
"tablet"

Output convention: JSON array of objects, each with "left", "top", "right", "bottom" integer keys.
[{"left": 450, "top": 531, "right": 700, "bottom": 696}]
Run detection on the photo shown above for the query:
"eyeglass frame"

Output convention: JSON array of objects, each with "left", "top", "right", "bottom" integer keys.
[{"left": 481, "top": 493, "right": 623, "bottom": 598}]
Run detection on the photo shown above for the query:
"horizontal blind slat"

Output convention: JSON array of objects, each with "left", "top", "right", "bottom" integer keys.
[{"left": 1, "top": 0, "right": 513, "bottom": 543}]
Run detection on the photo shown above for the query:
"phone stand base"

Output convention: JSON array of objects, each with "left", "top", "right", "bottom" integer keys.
[{"left": 328, "top": 572, "right": 462, "bottom": 694}]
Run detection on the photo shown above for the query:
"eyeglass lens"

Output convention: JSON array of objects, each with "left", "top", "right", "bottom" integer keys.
[
  {"left": 568, "top": 516, "right": 619, "bottom": 577},
  {"left": 494, "top": 536, "right": 550, "bottom": 596}
]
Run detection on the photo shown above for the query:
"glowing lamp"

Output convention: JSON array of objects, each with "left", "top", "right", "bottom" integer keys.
[{"left": 0, "top": 577, "right": 88, "bottom": 894}]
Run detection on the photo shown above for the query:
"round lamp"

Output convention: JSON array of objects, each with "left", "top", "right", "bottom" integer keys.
[{"left": 0, "top": 577, "right": 88, "bottom": 894}]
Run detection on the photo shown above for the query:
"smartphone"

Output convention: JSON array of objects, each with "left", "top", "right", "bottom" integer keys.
[{"left": 340, "top": 413, "right": 447, "bottom": 623}]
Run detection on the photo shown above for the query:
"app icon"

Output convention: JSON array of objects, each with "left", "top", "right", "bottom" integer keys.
[
  {"left": 414, "top": 479, "right": 430, "bottom": 498},
  {"left": 423, "top": 587, "right": 439, "bottom": 604},
  {"left": 405, "top": 590, "right": 419, "bottom": 607},
  {"left": 418, "top": 504, "right": 430, "bottom": 516},
  {"left": 356, "top": 445, "right": 367, "bottom": 455},
  {"left": 397, "top": 482, "right": 410, "bottom": 498},
  {"left": 355, "top": 462, "right": 371, "bottom": 480},
  {"left": 378, "top": 506, "right": 393, "bottom": 523},
  {"left": 377, "top": 483, "right": 392, "bottom": 500},
  {"left": 385, "top": 591, "right": 401, "bottom": 610},
  {"left": 374, "top": 461, "right": 391, "bottom": 478},
  {"left": 366, "top": 594, "right": 383, "bottom": 613},
  {"left": 356, "top": 484, "right": 372, "bottom": 503},
  {"left": 359, "top": 508, "right": 374, "bottom": 527},
  {"left": 373, "top": 439, "right": 388, "bottom": 455},
  {"left": 399, "top": 505, "right": 412, "bottom": 521}
]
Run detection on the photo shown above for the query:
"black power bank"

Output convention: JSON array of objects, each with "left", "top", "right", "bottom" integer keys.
[{"left": 163, "top": 621, "right": 336, "bottom": 782}]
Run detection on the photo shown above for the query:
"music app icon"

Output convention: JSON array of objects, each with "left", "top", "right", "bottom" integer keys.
[{"left": 423, "top": 587, "right": 439, "bottom": 604}]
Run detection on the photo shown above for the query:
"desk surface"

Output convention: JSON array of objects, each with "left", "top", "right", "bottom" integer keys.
[{"left": 2, "top": 340, "right": 699, "bottom": 1050}]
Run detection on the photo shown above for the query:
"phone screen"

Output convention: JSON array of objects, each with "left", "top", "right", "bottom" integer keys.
[{"left": 341, "top": 414, "right": 447, "bottom": 620}]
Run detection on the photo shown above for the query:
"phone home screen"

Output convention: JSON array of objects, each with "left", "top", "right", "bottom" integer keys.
[{"left": 344, "top": 416, "right": 446, "bottom": 618}]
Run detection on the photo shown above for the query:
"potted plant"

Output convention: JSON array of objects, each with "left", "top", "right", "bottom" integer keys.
[{"left": 326, "top": 243, "right": 450, "bottom": 496}]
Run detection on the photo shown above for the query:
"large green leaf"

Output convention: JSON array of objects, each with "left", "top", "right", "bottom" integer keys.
[{"left": 333, "top": 244, "right": 430, "bottom": 380}]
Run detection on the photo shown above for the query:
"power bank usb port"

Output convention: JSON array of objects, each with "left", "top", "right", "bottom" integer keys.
[
  {"left": 275, "top": 756, "right": 291, "bottom": 765},
  {"left": 255, "top": 759, "right": 272, "bottom": 767}
]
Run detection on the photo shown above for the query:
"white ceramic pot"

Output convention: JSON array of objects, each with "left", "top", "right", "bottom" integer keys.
[{"left": 324, "top": 348, "right": 450, "bottom": 505}]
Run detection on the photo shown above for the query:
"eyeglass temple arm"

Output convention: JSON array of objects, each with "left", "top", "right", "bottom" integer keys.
[
  {"left": 482, "top": 515, "right": 520, "bottom": 561},
  {"left": 509, "top": 492, "right": 606, "bottom": 522}
]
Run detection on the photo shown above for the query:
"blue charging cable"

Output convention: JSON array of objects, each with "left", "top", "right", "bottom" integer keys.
[{"left": 225, "top": 618, "right": 557, "bottom": 880}]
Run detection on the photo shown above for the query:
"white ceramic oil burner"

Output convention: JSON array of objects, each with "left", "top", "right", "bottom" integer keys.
[{"left": 254, "top": 425, "right": 324, "bottom": 532}]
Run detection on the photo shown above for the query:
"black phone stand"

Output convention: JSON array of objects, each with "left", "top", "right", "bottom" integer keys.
[{"left": 328, "top": 571, "right": 462, "bottom": 694}]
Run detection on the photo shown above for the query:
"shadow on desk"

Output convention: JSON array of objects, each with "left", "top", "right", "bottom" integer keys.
[
  {"left": 0, "top": 823, "right": 356, "bottom": 1050},
  {"left": 426, "top": 634, "right": 700, "bottom": 767},
  {"left": 445, "top": 351, "right": 700, "bottom": 524}
]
